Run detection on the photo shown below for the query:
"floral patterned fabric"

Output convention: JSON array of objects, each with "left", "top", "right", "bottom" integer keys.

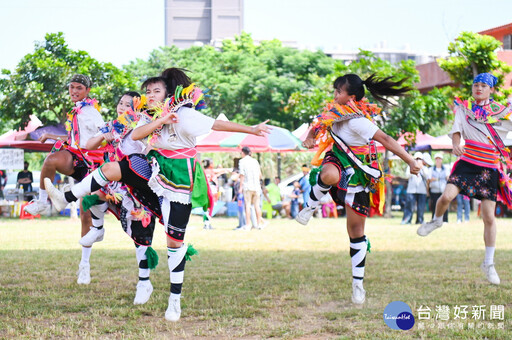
[{"left": 448, "top": 160, "right": 499, "bottom": 201}]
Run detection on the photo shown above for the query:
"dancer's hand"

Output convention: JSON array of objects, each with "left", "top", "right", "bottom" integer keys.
[
  {"left": 302, "top": 137, "right": 316, "bottom": 149},
  {"left": 250, "top": 120, "right": 271, "bottom": 136},
  {"left": 102, "top": 132, "right": 116, "bottom": 142},
  {"left": 409, "top": 159, "right": 422, "bottom": 175},
  {"left": 39, "top": 133, "right": 51, "bottom": 143},
  {"left": 160, "top": 112, "right": 179, "bottom": 125},
  {"left": 452, "top": 145, "right": 464, "bottom": 157}
]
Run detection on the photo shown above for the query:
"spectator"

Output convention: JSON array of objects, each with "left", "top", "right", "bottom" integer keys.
[
  {"left": 263, "top": 176, "right": 291, "bottom": 218},
  {"left": 0, "top": 170, "right": 6, "bottom": 199},
  {"left": 321, "top": 193, "right": 337, "bottom": 218},
  {"left": 238, "top": 146, "right": 266, "bottom": 229},
  {"left": 428, "top": 152, "right": 449, "bottom": 223},
  {"left": 17, "top": 161, "right": 34, "bottom": 200},
  {"left": 401, "top": 152, "right": 430, "bottom": 225},
  {"left": 298, "top": 165, "right": 311, "bottom": 207},
  {"left": 289, "top": 180, "right": 302, "bottom": 218},
  {"left": 231, "top": 170, "right": 246, "bottom": 230},
  {"left": 456, "top": 194, "right": 471, "bottom": 223}
]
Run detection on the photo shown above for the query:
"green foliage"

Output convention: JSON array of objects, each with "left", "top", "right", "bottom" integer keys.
[
  {"left": 285, "top": 50, "right": 452, "bottom": 139},
  {"left": 0, "top": 32, "right": 137, "bottom": 132},
  {"left": 438, "top": 31, "right": 512, "bottom": 101},
  {"left": 124, "top": 32, "right": 335, "bottom": 130}
]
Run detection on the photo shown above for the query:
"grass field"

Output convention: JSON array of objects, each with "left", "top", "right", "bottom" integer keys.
[{"left": 1, "top": 212, "right": 511, "bottom": 339}]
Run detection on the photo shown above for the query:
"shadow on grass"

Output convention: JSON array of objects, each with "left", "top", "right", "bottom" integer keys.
[{"left": 1, "top": 249, "right": 510, "bottom": 339}]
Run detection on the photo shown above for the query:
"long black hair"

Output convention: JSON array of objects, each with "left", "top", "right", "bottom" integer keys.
[
  {"left": 333, "top": 73, "right": 412, "bottom": 106},
  {"left": 160, "top": 67, "right": 192, "bottom": 96}
]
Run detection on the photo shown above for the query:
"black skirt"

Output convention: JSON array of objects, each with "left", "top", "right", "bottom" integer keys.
[{"left": 448, "top": 160, "right": 499, "bottom": 201}]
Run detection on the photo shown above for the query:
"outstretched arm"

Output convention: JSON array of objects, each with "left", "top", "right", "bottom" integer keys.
[
  {"left": 212, "top": 120, "right": 270, "bottom": 136},
  {"left": 373, "top": 129, "right": 422, "bottom": 175}
]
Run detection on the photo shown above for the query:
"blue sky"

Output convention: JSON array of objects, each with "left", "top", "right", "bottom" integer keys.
[{"left": 1, "top": 0, "right": 512, "bottom": 71}]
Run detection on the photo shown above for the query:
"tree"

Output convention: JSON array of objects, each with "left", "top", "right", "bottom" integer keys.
[
  {"left": 437, "top": 31, "right": 512, "bottom": 101},
  {"left": 0, "top": 32, "right": 137, "bottom": 132},
  {"left": 124, "top": 32, "right": 335, "bottom": 130}
]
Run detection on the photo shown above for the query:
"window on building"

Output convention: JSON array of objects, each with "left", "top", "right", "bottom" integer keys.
[{"left": 504, "top": 34, "right": 512, "bottom": 50}]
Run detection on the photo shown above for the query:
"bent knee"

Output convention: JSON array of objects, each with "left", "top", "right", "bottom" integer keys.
[{"left": 320, "top": 166, "right": 340, "bottom": 186}]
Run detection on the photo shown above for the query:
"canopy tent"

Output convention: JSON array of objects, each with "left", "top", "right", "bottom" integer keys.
[
  {"left": 292, "top": 123, "right": 310, "bottom": 141},
  {"left": 0, "top": 115, "right": 57, "bottom": 152},
  {"left": 197, "top": 115, "right": 306, "bottom": 153}
]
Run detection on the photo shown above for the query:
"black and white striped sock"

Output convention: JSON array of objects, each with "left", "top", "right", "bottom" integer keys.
[
  {"left": 307, "top": 176, "right": 331, "bottom": 209},
  {"left": 350, "top": 236, "right": 367, "bottom": 283},
  {"left": 135, "top": 245, "right": 150, "bottom": 281},
  {"left": 89, "top": 202, "right": 108, "bottom": 229},
  {"left": 66, "top": 168, "right": 109, "bottom": 202},
  {"left": 168, "top": 246, "right": 187, "bottom": 299}
]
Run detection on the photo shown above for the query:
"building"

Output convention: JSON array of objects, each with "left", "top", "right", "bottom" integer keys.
[
  {"left": 416, "top": 23, "right": 512, "bottom": 93},
  {"left": 164, "top": 0, "right": 243, "bottom": 48},
  {"left": 325, "top": 42, "right": 438, "bottom": 66}
]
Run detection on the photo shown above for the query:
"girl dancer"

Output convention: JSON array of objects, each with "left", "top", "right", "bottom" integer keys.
[
  {"left": 47, "top": 68, "right": 270, "bottom": 321},
  {"left": 296, "top": 73, "right": 421, "bottom": 304}
]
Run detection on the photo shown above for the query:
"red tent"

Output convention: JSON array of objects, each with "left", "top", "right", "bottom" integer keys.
[{"left": 0, "top": 116, "right": 54, "bottom": 152}]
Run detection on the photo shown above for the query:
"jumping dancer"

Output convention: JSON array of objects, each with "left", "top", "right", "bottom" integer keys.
[
  {"left": 296, "top": 73, "right": 421, "bottom": 304},
  {"left": 26, "top": 74, "right": 106, "bottom": 285},
  {"left": 47, "top": 68, "right": 270, "bottom": 321}
]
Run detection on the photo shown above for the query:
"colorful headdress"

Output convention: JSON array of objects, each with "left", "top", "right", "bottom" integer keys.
[{"left": 146, "top": 83, "right": 207, "bottom": 145}]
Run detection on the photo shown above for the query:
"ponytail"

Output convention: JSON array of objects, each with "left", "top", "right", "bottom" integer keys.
[
  {"left": 160, "top": 67, "right": 192, "bottom": 96},
  {"left": 333, "top": 73, "right": 412, "bottom": 106},
  {"left": 363, "top": 74, "right": 412, "bottom": 105}
]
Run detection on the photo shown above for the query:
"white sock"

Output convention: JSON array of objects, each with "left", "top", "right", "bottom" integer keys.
[
  {"left": 484, "top": 246, "right": 495, "bottom": 265},
  {"left": 433, "top": 215, "right": 443, "bottom": 222},
  {"left": 80, "top": 246, "right": 92, "bottom": 265},
  {"left": 39, "top": 189, "right": 48, "bottom": 202}
]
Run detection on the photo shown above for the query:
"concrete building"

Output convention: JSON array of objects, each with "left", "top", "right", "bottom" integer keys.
[
  {"left": 416, "top": 23, "right": 512, "bottom": 93},
  {"left": 325, "top": 42, "right": 438, "bottom": 66},
  {"left": 164, "top": 0, "right": 243, "bottom": 48}
]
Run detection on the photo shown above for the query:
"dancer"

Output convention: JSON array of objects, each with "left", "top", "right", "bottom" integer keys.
[
  {"left": 47, "top": 68, "right": 270, "bottom": 321},
  {"left": 68, "top": 91, "right": 158, "bottom": 304},
  {"left": 417, "top": 73, "right": 512, "bottom": 285},
  {"left": 296, "top": 73, "right": 421, "bottom": 304},
  {"left": 26, "top": 74, "right": 106, "bottom": 285}
]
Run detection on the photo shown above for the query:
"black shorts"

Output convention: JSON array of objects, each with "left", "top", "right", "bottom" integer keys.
[
  {"left": 323, "top": 150, "right": 371, "bottom": 217},
  {"left": 119, "top": 154, "right": 162, "bottom": 219},
  {"left": 162, "top": 201, "right": 192, "bottom": 242},
  {"left": 66, "top": 150, "right": 89, "bottom": 181}
]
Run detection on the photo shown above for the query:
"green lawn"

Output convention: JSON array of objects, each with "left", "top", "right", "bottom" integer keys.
[{"left": 1, "top": 212, "right": 511, "bottom": 339}]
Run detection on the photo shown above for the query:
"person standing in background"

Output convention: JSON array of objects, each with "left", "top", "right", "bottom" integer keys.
[
  {"left": 456, "top": 194, "right": 471, "bottom": 223},
  {"left": 401, "top": 152, "right": 430, "bottom": 225},
  {"left": 239, "top": 146, "right": 266, "bottom": 229},
  {"left": 17, "top": 161, "right": 34, "bottom": 201},
  {"left": 298, "top": 165, "right": 311, "bottom": 208},
  {"left": 0, "top": 170, "right": 7, "bottom": 199},
  {"left": 428, "top": 153, "right": 449, "bottom": 223}
]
